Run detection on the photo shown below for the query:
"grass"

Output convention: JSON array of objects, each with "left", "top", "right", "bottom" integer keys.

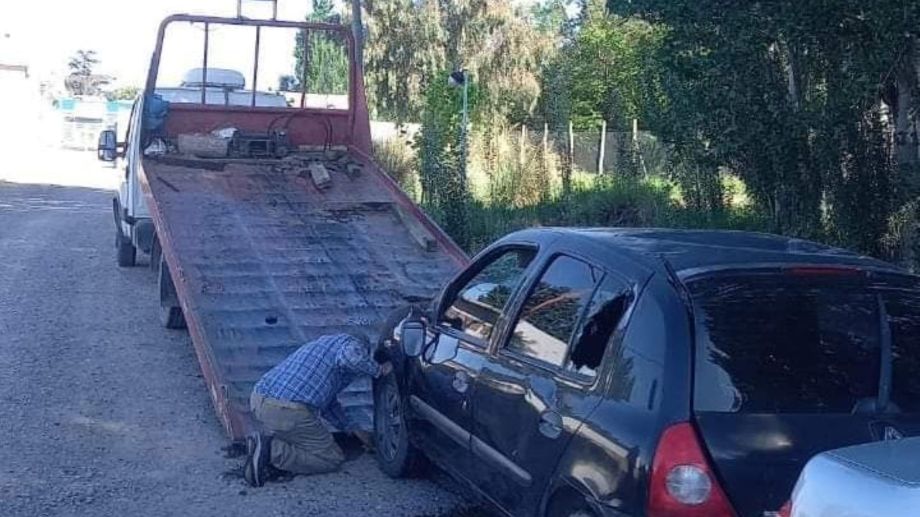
[
  {"left": 457, "top": 177, "right": 769, "bottom": 252},
  {"left": 373, "top": 133, "right": 771, "bottom": 254}
]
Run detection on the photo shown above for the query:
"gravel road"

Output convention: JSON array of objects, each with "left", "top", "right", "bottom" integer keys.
[{"left": 0, "top": 152, "right": 471, "bottom": 517}]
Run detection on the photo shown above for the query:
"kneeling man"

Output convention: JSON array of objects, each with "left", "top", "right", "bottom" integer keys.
[{"left": 245, "top": 333, "right": 392, "bottom": 486}]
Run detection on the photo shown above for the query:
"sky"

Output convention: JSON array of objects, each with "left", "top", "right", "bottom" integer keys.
[
  {"left": 1, "top": 0, "right": 549, "bottom": 91},
  {"left": 0, "top": 0, "right": 321, "bottom": 88}
]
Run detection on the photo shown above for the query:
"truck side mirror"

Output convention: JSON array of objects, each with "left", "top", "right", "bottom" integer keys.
[
  {"left": 400, "top": 319, "right": 427, "bottom": 357},
  {"left": 97, "top": 129, "right": 119, "bottom": 162}
]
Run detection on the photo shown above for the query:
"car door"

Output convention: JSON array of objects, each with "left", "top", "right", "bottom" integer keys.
[
  {"left": 469, "top": 254, "right": 635, "bottom": 514},
  {"left": 116, "top": 100, "right": 137, "bottom": 235},
  {"left": 125, "top": 96, "right": 148, "bottom": 221},
  {"left": 408, "top": 246, "right": 538, "bottom": 477},
  {"left": 117, "top": 98, "right": 144, "bottom": 233}
]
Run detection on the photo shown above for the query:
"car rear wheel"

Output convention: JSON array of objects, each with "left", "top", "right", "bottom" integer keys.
[
  {"left": 545, "top": 489, "right": 598, "bottom": 517},
  {"left": 374, "top": 373, "right": 426, "bottom": 478}
]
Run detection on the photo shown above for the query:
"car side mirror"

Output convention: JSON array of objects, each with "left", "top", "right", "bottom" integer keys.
[
  {"left": 400, "top": 319, "right": 427, "bottom": 358},
  {"left": 97, "top": 129, "right": 119, "bottom": 162},
  {"left": 428, "top": 334, "right": 459, "bottom": 365}
]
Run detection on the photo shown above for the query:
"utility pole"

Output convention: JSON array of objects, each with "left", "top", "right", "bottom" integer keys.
[
  {"left": 449, "top": 70, "right": 469, "bottom": 184},
  {"left": 350, "top": 0, "right": 364, "bottom": 72},
  {"left": 461, "top": 73, "right": 469, "bottom": 183}
]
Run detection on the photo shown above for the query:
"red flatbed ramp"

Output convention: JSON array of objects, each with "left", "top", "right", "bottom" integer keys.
[{"left": 141, "top": 151, "right": 464, "bottom": 439}]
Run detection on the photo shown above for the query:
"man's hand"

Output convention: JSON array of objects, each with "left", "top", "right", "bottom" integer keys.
[{"left": 378, "top": 361, "right": 394, "bottom": 377}]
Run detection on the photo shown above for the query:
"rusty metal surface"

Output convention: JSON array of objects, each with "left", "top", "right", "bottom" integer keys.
[
  {"left": 142, "top": 152, "right": 463, "bottom": 439},
  {"left": 147, "top": 15, "right": 374, "bottom": 156}
]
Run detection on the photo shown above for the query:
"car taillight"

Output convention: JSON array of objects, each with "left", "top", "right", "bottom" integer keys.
[
  {"left": 648, "top": 422, "right": 736, "bottom": 517},
  {"left": 777, "top": 500, "right": 792, "bottom": 517}
]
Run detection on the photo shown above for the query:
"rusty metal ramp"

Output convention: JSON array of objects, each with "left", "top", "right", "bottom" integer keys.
[{"left": 141, "top": 152, "right": 464, "bottom": 439}]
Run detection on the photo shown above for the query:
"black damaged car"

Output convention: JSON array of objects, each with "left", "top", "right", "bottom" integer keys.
[{"left": 372, "top": 228, "right": 920, "bottom": 517}]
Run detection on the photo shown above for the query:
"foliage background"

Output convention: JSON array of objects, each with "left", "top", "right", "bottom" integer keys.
[{"left": 354, "top": 1, "right": 920, "bottom": 267}]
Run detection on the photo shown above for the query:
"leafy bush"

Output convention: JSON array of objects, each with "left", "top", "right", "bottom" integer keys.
[
  {"left": 373, "top": 137, "right": 420, "bottom": 200},
  {"left": 375, "top": 127, "right": 770, "bottom": 254}
]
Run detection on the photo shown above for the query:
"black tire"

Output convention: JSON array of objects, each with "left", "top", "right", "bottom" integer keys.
[
  {"left": 545, "top": 491, "right": 597, "bottom": 517},
  {"left": 116, "top": 228, "right": 136, "bottom": 267},
  {"left": 374, "top": 373, "right": 426, "bottom": 478},
  {"left": 158, "top": 254, "right": 186, "bottom": 330}
]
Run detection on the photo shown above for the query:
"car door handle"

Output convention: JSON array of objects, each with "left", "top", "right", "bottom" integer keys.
[
  {"left": 538, "top": 410, "right": 563, "bottom": 439},
  {"left": 452, "top": 371, "right": 469, "bottom": 394}
]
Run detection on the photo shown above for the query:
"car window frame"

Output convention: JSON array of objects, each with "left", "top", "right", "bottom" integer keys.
[
  {"left": 435, "top": 243, "right": 540, "bottom": 349},
  {"left": 496, "top": 251, "right": 609, "bottom": 381}
]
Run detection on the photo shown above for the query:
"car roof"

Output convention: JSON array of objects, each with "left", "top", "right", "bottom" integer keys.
[{"left": 511, "top": 227, "right": 904, "bottom": 277}]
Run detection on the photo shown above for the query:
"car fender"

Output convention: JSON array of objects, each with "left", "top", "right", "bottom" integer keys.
[
  {"left": 540, "top": 408, "right": 654, "bottom": 517},
  {"left": 540, "top": 475, "right": 630, "bottom": 517}
]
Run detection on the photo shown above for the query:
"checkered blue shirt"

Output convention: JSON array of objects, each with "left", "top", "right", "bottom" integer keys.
[{"left": 253, "top": 334, "right": 380, "bottom": 413}]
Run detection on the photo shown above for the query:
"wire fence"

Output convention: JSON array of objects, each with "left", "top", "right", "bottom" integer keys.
[
  {"left": 515, "top": 123, "right": 672, "bottom": 178},
  {"left": 373, "top": 120, "right": 677, "bottom": 209},
  {"left": 54, "top": 98, "right": 131, "bottom": 151}
]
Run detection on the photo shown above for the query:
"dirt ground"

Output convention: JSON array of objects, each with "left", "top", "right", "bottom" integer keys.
[{"left": 0, "top": 149, "right": 475, "bottom": 517}]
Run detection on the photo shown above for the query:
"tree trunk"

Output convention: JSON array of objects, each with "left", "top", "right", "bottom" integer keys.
[
  {"left": 778, "top": 38, "right": 804, "bottom": 112},
  {"left": 895, "top": 37, "right": 920, "bottom": 171}
]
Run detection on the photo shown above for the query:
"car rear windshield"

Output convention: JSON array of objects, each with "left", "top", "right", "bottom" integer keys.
[{"left": 690, "top": 272, "right": 920, "bottom": 414}]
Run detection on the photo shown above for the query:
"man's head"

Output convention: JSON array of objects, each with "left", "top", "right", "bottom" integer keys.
[
  {"left": 345, "top": 327, "right": 389, "bottom": 363},
  {"left": 348, "top": 328, "right": 372, "bottom": 346}
]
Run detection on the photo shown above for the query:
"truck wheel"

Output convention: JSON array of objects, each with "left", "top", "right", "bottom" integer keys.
[
  {"left": 373, "top": 373, "right": 426, "bottom": 478},
  {"left": 158, "top": 255, "right": 186, "bottom": 330},
  {"left": 116, "top": 228, "right": 136, "bottom": 267}
]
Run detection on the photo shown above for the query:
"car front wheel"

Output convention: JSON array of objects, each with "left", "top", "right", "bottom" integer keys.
[{"left": 373, "top": 373, "right": 425, "bottom": 478}]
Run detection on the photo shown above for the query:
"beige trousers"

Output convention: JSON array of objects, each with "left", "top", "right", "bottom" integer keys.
[{"left": 249, "top": 392, "right": 345, "bottom": 475}]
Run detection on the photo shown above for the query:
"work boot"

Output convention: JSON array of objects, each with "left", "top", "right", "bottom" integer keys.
[
  {"left": 243, "top": 433, "right": 273, "bottom": 487},
  {"left": 265, "top": 464, "right": 290, "bottom": 483}
]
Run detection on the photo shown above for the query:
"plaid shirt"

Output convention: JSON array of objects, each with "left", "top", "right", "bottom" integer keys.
[{"left": 253, "top": 334, "right": 380, "bottom": 428}]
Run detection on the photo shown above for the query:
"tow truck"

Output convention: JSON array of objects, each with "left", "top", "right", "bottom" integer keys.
[{"left": 98, "top": 10, "right": 465, "bottom": 438}]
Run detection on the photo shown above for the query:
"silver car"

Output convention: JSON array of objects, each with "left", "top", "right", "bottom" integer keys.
[{"left": 786, "top": 437, "right": 920, "bottom": 517}]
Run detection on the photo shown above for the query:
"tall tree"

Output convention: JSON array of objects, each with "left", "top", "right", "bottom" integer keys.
[
  {"left": 364, "top": 0, "right": 445, "bottom": 122},
  {"left": 363, "top": 0, "right": 554, "bottom": 123},
  {"left": 293, "top": 0, "right": 349, "bottom": 95},
  {"left": 65, "top": 50, "right": 110, "bottom": 97},
  {"left": 611, "top": 0, "right": 919, "bottom": 254}
]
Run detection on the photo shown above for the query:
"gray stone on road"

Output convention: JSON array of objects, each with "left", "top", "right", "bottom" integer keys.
[{"left": 0, "top": 164, "right": 465, "bottom": 517}]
